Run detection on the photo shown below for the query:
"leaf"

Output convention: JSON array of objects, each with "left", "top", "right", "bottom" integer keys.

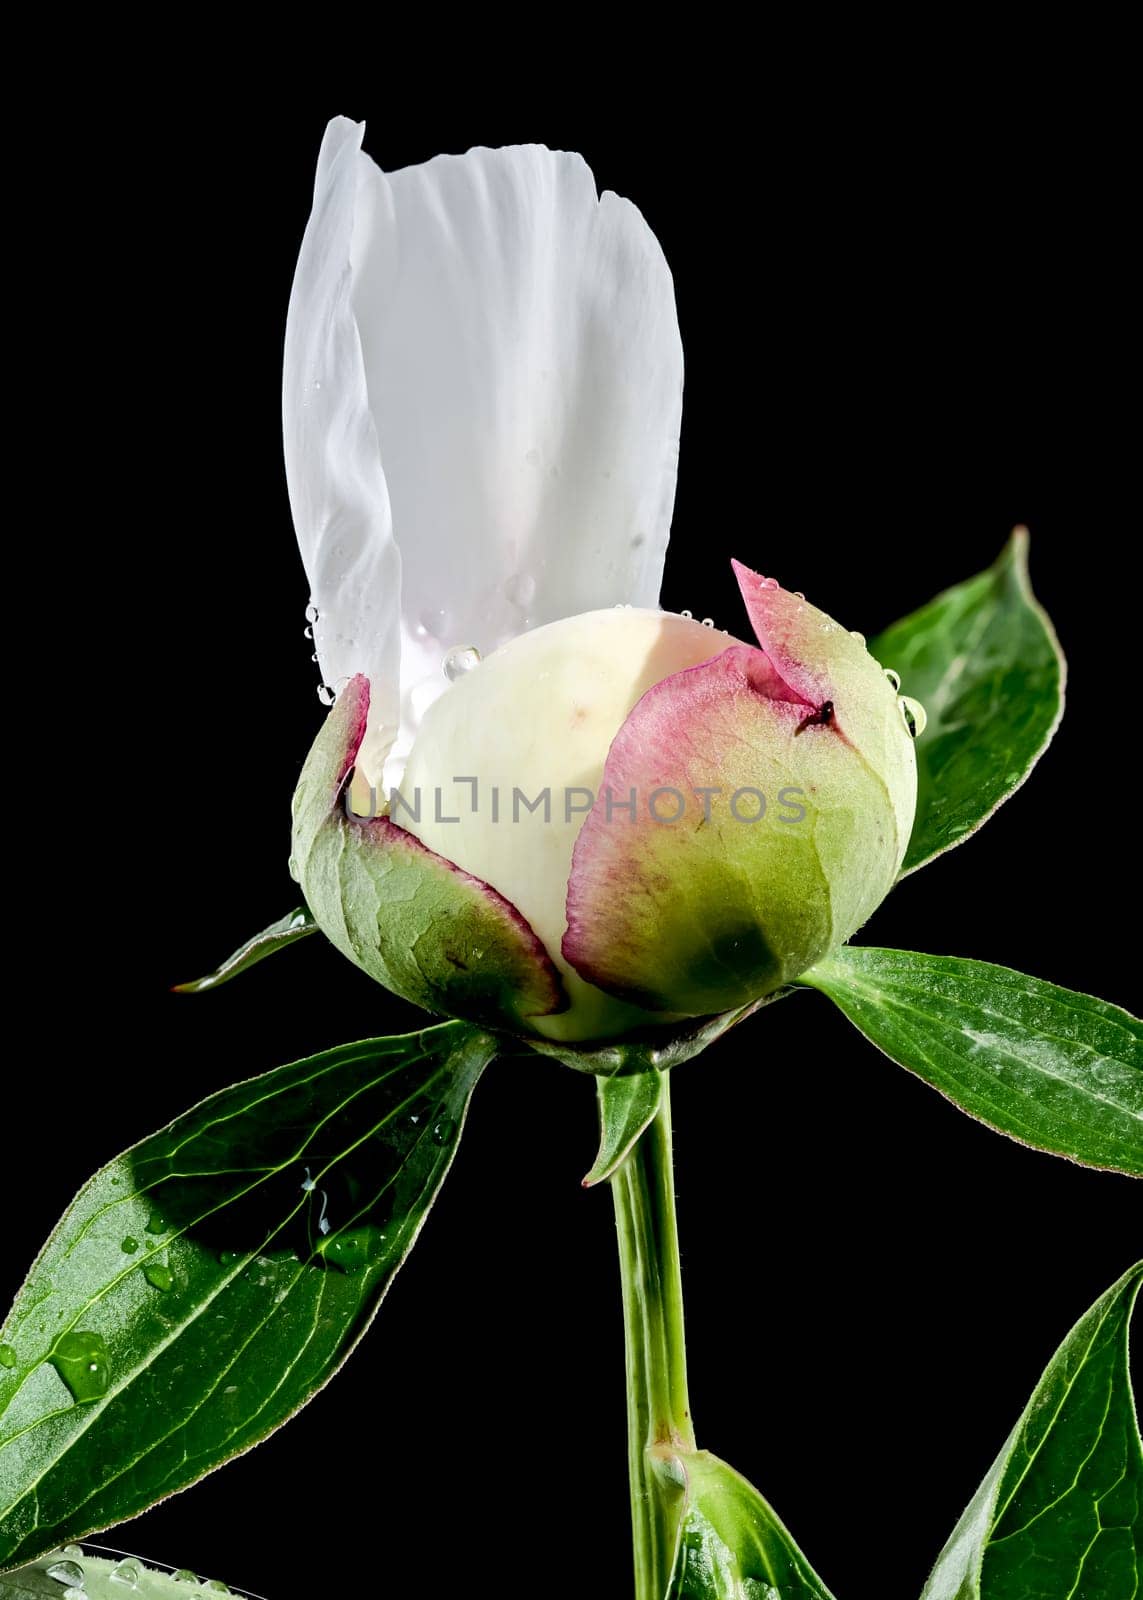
[
  {"left": 172, "top": 908, "right": 317, "bottom": 992},
  {"left": 659, "top": 1448, "right": 836, "bottom": 1599},
  {"left": 803, "top": 949, "right": 1142, "bottom": 1175},
  {"left": 0, "top": 1022, "right": 495, "bottom": 1569},
  {"left": 867, "top": 528, "right": 1065, "bottom": 876},
  {"left": 922, "top": 1261, "right": 1143, "bottom": 1599},
  {"left": 1, "top": 1547, "right": 265, "bottom": 1597},
  {"left": 583, "top": 1070, "right": 664, "bottom": 1187}
]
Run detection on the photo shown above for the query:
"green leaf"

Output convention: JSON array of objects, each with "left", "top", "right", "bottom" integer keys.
[
  {"left": 2, "top": 1547, "right": 261, "bottom": 1597},
  {"left": 867, "top": 529, "right": 1065, "bottom": 876},
  {"left": 0, "top": 1022, "right": 495, "bottom": 1569},
  {"left": 584, "top": 1070, "right": 664, "bottom": 1187},
  {"left": 172, "top": 907, "right": 317, "bottom": 992},
  {"left": 803, "top": 948, "right": 1142, "bottom": 1175},
  {"left": 659, "top": 1448, "right": 836, "bottom": 1599},
  {"left": 922, "top": 1261, "right": 1143, "bottom": 1599}
]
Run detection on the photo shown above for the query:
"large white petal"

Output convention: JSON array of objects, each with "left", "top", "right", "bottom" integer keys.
[
  {"left": 351, "top": 137, "right": 683, "bottom": 778},
  {"left": 283, "top": 117, "right": 401, "bottom": 781}
]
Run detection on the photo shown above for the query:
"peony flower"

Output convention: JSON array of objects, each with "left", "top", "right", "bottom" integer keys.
[{"left": 286, "top": 118, "right": 918, "bottom": 1045}]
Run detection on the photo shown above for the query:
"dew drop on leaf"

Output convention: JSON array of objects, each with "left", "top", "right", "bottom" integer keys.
[
  {"left": 121, "top": 1236, "right": 139, "bottom": 1254},
  {"left": 143, "top": 1261, "right": 174, "bottom": 1292},
  {"left": 0, "top": 1343, "right": 16, "bottom": 1369},
  {"left": 432, "top": 1116, "right": 456, "bottom": 1145},
  {"left": 317, "top": 1225, "right": 387, "bottom": 1274},
  {"left": 317, "top": 684, "right": 337, "bottom": 707},
  {"left": 110, "top": 1557, "right": 143, "bottom": 1588},
  {"left": 304, "top": 601, "right": 319, "bottom": 624},
  {"left": 883, "top": 668, "right": 902, "bottom": 691},
  {"left": 45, "top": 1559, "right": 86, "bottom": 1585},
  {"left": 50, "top": 1331, "right": 111, "bottom": 1402}
]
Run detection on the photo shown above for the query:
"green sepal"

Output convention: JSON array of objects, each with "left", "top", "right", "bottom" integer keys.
[
  {"left": 291, "top": 675, "right": 565, "bottom": 1029},
  {"left": 658, "top": 1447, "right": 837, "bottom": 1599},
  {"left": 522, "top": 992, "right": 792, "bottom": 1078},
  {"left": 173, "top": 907, "right": 317, "bottom": 992},
  {"left": 585, "top": 1070, "right": 664, "bottom": 1186}
]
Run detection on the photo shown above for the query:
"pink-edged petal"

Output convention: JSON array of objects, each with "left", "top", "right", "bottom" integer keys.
[
  {"left": 731, "top": 558, "right": 917, "bottom": 826},
  {"left": 292, "top": 676, "right": 566, "bottom": 1025},
  {"left": 563, "top": 644, "right": 903, "bottom": 1016}
]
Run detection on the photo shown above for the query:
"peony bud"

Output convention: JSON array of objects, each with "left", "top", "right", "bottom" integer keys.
[{"left": 284, "top": 120, "right": 918, "bottom": 1046}]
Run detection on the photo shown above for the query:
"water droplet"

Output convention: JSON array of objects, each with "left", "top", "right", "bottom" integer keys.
[
  {"left": 145, "top": 1211, "right": 165, "bottom": 1235},
  {"left": 219, "top": 1250, "right": 240, "bottom": 1267},
  {"left": 759, "top": 576, "right": 780, "bottom": 590},
  {"left": 144, "top": 1262, "right": 174, "bottom": 1292},
  {"left": 794, "top": 590, "right": 805, "bottom": 600},
  {"left": 45, "top": 1559, "right": 85, "bottom": 1586},
  {"left": 418, "top": 605, "right": 451, "bottom": 640},
  {"left": 506, "top": 572, "right": 536, "bottom": 609},
  {"left": 310, "top": 651, "right": 319, "bottom": 663},
  {"left": 62, "top": 1589, "right": 86, "bottom": 1600},
  {"left": 701, "top": 617, "right": 715, "bottom": 628},
  {"left": 317, "top": 684, "right": 337, "bottom": 707},
  {"left": 303, "top": 623, "right": 314, "bottom": 639},
  {"left": 883, "top": 668, "right": 901, "bottom": 691},
  {"left": 432, "top": 1116, "right": 455, "bottom": 1145},
  {"left": 850, "top": 630, "right": 865, "bottom": 645},
  {"left": 898, "top": 695, "right": 928, "bottom": 737},
  {"left": 110, "top": 1557, "right": 143, "bottom": 1588},
  {"left": 172, "top": 1572, "right": 199, "bottom": 1585},
  {"left": 51, "top": 1331, "right": 111, "bottom": 1402},
  {"left": 121, "top": 1236, "right": 139, "bottom": 1255},
  {"left": 304, "top": 602, "right": 319, "bottom": 624},
  {"left": 442, "top": 645, "right": 481, "bottom": 682},
  {"left": 60, "top": 1548, "right": 84, "bottom": 1559},
  {"left": 0, "top": 1344, "right": 15, "bottom": 1369},
  {"left": 200, "top": 1582, "right": 231, "bottom": 1593},
  {"left": 317, "top": 1225, "right": 387, "bottom": 1275},
  {"left": 679, "top": 608, "right": 693, "bottom": 619}
]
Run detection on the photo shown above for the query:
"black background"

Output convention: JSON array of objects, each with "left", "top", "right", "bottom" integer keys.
[{"left": 13, "top": 74, "right": 1140, "bottom": 1599}]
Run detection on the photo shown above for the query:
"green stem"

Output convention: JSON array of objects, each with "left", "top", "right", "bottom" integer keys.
[{"left": 612, "top": 1074, "right": 695, "bottom": 1600}]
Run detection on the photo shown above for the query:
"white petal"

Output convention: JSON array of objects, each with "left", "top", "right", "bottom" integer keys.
[
  {"left": 350, "top": 139, "right": 683, "bottom": 776},
  {"left": 283, "top": 117, "right": 401, "bottom": 779}
]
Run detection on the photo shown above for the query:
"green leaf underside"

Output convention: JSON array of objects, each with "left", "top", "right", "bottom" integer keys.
[
  {"left": 172, "top": 908, "right": 317, "bottom": 993},
  {"left": 867, "top": 529, "right": 1064, "bottom": 876},
  {"left": 0, "top": 1022, "right": 495, "bottom": 1569},
  {"left": 1, "top": 1548, "right": 262, "bottom": 1597},
  {"left": 922, "top": 1262, "right": 1143, "bottom": 1600},
  {"left": 585, "top": 1071, "right": 664, "bottom": 1186},
  {"left": 803, "top": 949, "right": 1142, "bottom": 1175},
  {"left": 664, "top": 1449, "right": 836, "bottom": 1599}
]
